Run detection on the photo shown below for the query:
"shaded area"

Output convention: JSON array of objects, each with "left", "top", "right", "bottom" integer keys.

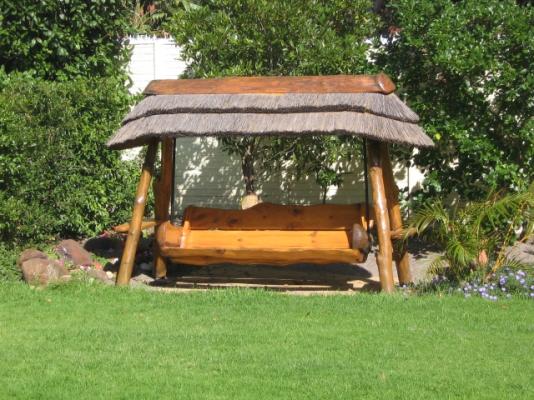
[{"left": 154, "top": 262, "right": 379, "bottom": 292}]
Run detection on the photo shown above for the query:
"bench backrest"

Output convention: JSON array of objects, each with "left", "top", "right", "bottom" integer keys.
[{"left": 183, "top": 202, "right": 372, "bottom": 231}]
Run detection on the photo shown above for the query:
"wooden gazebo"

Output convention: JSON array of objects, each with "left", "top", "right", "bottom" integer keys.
[{"left": 107, "top": 74, "right": 433, "bottom": 292}]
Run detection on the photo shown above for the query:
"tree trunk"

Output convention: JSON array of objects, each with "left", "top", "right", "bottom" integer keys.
[{"left": 242, "top": 141, "right": 256, "bottom": 195}]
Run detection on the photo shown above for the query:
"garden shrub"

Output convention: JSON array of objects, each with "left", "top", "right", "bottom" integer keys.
[
  {"left": 379, "top": 0, "right": 534, "bottom": 200},
  {"left": 0, "top": 72, "right": 139, "bottom": 247},
  {"left": 0, "top": 0, "right": 132, "bottom": 80},
  {"left": 0, "top": 244, "right": 20, "bottom": 282}
]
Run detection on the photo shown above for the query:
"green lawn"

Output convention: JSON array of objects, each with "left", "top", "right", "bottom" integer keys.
[{"left": 0, "top": 283, "right": 533, "bottom": 399}]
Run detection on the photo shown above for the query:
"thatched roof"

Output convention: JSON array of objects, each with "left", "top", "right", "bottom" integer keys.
[{"left": 107, "top": 74, "right": 433, "bottom": 150}]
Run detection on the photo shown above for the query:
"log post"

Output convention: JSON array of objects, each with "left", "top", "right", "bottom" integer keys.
[
  {"left": 116, "top": 142, "right": 158, "bottom": 286},
  {"left": 153, "top": 139, "right": 173, "bottom": 278},
  {"left": 367, "top": 140, "right": 395, "bottom": 293},
  {"left": 380, "top": 143, "right": 412, "bottom": 285}
]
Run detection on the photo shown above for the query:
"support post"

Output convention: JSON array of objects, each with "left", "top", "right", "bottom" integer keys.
[
  {"left": 116, "top": 142, "right": 158, "bottom": 286},
  {"left": 367, "top": 140, "right": 395, "bottom": 293},
  {"left": 153, "top": 139, "right": 173, "bottom": 278},
  {"left": 380, "top": 143, "right": 412, "bottom": 285}
]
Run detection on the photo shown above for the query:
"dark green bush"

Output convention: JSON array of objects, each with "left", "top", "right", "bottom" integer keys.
[
  {"left": 379, "top": 0, "right": 534, "bottom": 200},
  {"left": 0, "top": 0, "right": 132, "bottom": 80},
  {"left": 0, "top": 244, "right": 20, "bottom": 282},
  {"left": 0, "top": 72, "right": 139, "bottom": 246}
]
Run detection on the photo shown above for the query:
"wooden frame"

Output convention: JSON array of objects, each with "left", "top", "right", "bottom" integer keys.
[{"left": 115, "top": 138, "right": 411, "bottom": 292}]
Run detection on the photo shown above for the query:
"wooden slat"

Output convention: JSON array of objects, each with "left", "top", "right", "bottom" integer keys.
[
  {"left": 187, "top": 230, "right": 351, "bottom": 250},
  {"left": 158, "top": 222, "right": 352, "bottom": 250},
  {"left": 183, "top": 202, "right": 369, "bottom": 231},
  {"left": 113, "top": 219, "right": 157, "bottom": 233},
  {"left": 160, "top": 248, "right": 365, "bottom": 265},
  {"left": 144, "top": 74, "right": 396, "bottom": 96}
]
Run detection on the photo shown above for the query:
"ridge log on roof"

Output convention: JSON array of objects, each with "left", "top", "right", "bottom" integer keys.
[{"left": 107, "top": 74, "right": 434, "bottom": 150}]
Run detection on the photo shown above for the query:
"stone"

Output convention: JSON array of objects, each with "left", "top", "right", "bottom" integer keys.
[
  {"left": 131, "top": 273, "right": 155, "bottom": 284},
  {"left": 241, "top": 193, "right": 261, "bottom": 210},
  {"left": 83, "top": 235, "right": 123, "bottom": 258},
  {"left": 85, "top": 268, "right": 114, "bottom": 285},
  {"left": 56, "top": 239, "right": 93, "bottom": 266},
  {"left": 21, "top": 258, "right": 70, "bottom": 286},
  {"left": 139, "top": 262, "right": 153, "bottom": 273},
  {"left": 18, "top": 249, "right": 48, "bottom": 267},
  {"left": 506, "top": 242, "right": 534, "bottom": 264}
]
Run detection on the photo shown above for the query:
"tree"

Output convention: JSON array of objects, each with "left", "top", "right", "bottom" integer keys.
[
  {"left": 0, "top": 0, "right": 132, "bottom": 80},
  {"left": 167, "top": 0, "right": 381, "bottom": 198},
  {"left": 378, "top": 0, "right": 534, "bottom": 200}
]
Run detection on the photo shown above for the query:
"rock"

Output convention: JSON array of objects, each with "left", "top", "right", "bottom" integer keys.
[
  {"left": 18, "top": 249, "right": 48, "bottom": 267},
  {"left": 506, "top": 242, "right": 534, "bottom": 264},
  {"left": 21, "top": 258, "right": 70, "bottom": 286},
  {"left": 83, "top": 236, "right": 123, "bottom": 258},
  {"left": 131, "top": 273, "right": 155, "bottom": 284},
  {"left": 85, "top": 268, "right": 114, "bottom": 285},
  {"left": 56, "top": 239, "right": 93, "bottom": 266},
  {"left": 139, "top": 262, "right": 153, "bottom": 273},
  {"left": 241, "top": 193, "right": 261, "bottom": 210}
]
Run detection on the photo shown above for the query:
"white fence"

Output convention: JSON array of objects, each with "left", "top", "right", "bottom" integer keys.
[{"left": 126, "top": 36, "right": 421, "bottom": 212}]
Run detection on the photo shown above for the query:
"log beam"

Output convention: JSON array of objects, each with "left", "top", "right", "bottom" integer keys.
[
  {"left": 380, "top": 143, "right": 412, "bottom": 285},
  {"left": 367, "top": 140, "right": 395, "bottom": 293},
  {"left": 153, "top": 139, "right": 173, "bottom": 278},
  {"left": 116, "top": 142, "right": 158, "bottom": 286}
]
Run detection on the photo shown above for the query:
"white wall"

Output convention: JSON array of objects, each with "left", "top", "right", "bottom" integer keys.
[
  {"left": 126, "top": 36, "right": 422, "bottom": 214},
  {"left": 127, "top": 35, "right": 187, "bottom": 94}
]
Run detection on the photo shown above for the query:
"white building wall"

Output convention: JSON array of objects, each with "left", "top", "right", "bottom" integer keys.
[{"left": 126, "top": 36, "right": 421, "bottom": 214}]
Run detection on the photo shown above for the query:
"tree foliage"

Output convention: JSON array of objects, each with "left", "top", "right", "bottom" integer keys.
[
  {"left": 168, "top": 0, "right": 381, "bottom": 196},
  {"left": 0, "top": 0, "right": 132, "bottom": 80},
  {"left": 379, "top": 0, "right": 534, "bottom": 200},
  {"left": 169, "top": 0, "right": 533, "bottom": 201}
]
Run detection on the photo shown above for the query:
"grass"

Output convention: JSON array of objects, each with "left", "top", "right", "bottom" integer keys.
[{"left": 0, "top": 282, "right": 533, "bottom": 399}]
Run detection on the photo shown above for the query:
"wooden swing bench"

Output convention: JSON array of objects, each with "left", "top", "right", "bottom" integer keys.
[
  {"left": 106, "top": 74, "right": 434, "bottom": 292},
  {"left": 156, "top": 202, "right": 373, "bottom": 266}
]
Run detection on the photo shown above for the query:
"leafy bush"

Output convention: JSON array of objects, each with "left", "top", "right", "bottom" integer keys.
[
  {"left": 0, "top": 0, "right": 132, "bottom": 80},
  {"left": 0, "top": 244, "right": 20, "bottom": 282},
  {"left": 407, "top": 184, "right": 534, "bottom": 281},
  {"left": 379, "top": 0, "right": 534, "bottom": 200},
  {"left": 0, "top": 72, "right": 139, "bottom": 246}
]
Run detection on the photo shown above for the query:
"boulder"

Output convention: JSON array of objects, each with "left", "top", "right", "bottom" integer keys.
[
  {"left": 85, "top": 267, "right": 114, "bottom": 285},
  {"left": 21, "top": 258, "right": 70, "bottom": 286},
  {"left": 56, "top": 239, "right": 93, "bottom": 266},
  {"left": 241, "top": 193, "right": 261, "bottom": 210},
  {"left": 18, "top": 249, "right": 48, "bottom": 267},
  {"left": 83, "top": 236, "right": 123, "bottom": 258}
]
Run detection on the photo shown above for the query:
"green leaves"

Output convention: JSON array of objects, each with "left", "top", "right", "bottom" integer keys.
[
  {"left": 380, "top": 0, "right": 534, "bottom": 200},
  {"left": 0, "top": 73, "right": 138, "bottom": 246},
  {"left": 408, "top": 185, "right": 534, "bottom": 281},
  {"left": 0, "top": 0, "right": 132, "bottom": 80}
]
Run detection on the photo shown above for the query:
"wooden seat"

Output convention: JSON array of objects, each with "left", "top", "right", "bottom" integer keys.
[{"left": 157, "top": 203, "right": 373, "bottom": 266}]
